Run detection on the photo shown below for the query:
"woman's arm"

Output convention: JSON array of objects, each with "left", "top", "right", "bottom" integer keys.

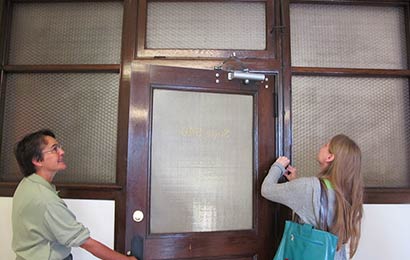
[
  {"left": 261, "top": 160, "right": 319, "bottom": 224},
  {"left": 261, "top": 162, "right": 286, "bottom": 198}
]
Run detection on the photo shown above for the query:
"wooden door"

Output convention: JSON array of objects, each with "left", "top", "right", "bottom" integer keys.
[{"left": 125, "top": 64, "right": 278, "bottom": 260}]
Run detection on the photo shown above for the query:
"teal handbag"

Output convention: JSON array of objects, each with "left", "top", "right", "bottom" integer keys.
[
  {"left": 272, "top": 220, "right": 338, "bottom": 260},
  {"left": 273, "top": 180, "right": 338, "bottom": 260}
]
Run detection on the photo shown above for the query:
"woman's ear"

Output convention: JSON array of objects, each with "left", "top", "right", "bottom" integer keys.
[{"left": 326, "top": 153, "right": 335, "bottom": 163}]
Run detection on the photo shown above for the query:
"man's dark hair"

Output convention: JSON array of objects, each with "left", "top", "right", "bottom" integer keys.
[{"left": 14, "top": 129, "right": 55, "bottom": 177}]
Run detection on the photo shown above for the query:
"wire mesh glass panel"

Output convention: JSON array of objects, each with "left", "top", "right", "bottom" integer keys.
[
  {"left": 8, "top": 2, "right": 123, "bottom": 64},
  {"left": 292, "top": 76, "right": 410, "bottom": 188},
  {"left": 290, "top": 4, "right": 407, "bottom": 69},
  {"left": 147, "top": 2, "right": 266, "bottom": 50},
  {"left": 0, "top": 73, "right": 119, "bottom": 183},
  {"left": 150, "top": 89, "right": 253, "bottom": 233}
]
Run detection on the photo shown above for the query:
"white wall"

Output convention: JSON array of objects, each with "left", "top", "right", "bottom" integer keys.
[
  {"left": 352, "top": 204, "right": 410, "bottom": 260},
  {"left": 0, "top": 197, "right": 115, "bottom": 260},
  {"left": 1, "top": 197, "right": 410, "bottom": 259},
  {"left": 0, "top": 197, "right": 14, "bottom": 260}
]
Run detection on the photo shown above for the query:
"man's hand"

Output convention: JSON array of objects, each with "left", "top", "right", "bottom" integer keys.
[{"left": 81, "top": 237, "right": 139, "bottom": 260}]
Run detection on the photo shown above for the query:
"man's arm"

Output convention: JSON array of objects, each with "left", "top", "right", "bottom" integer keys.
[{"left": 80, "top": 237, "right": 137, "bottom": 260}]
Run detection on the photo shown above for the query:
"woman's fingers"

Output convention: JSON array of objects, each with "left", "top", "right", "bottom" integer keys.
[
  {"left": 285, "top": 165, "right": 298, "bottom": 181},
  {"left": 275, "top": 156, "right": 290, "bottom": 168}
]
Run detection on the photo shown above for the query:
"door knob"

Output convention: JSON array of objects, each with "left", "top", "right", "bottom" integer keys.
[{"left": 133, "top": 210, "right": 144, "bottom": 222}]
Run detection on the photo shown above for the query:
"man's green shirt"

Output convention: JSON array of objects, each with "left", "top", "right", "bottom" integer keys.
[{"left": 12, "top": 174, "right": 90, "bottom": 260}]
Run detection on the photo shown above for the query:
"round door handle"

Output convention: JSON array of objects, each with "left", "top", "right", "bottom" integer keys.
[{"left": 133, "top": 210, "right": 144, "bottom": 222}]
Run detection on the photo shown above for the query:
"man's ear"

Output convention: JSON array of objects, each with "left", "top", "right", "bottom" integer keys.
[
  {"left": 326, "top": 153, "right": 335, "bottom": 163},
  {"left": 32, "top": 158, "right": 42, "bottom": 167}
]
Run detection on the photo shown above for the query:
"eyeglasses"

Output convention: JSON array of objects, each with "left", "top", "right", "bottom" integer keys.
[{"left": 42, "top": 143, "right": 63, "bottom": 154}]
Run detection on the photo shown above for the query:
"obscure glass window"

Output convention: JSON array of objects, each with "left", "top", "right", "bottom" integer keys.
[
  {"left": 147, "top": 2, "right": 266, "bottom": 50},
  {"left": 291, "top": 4, "right": 407, "bottom": 69},
  {"left": 9, "top": 2, "right": 123, "bottom": 64},
  {"left": 0, "top": 73, "right": 119, "bottom": 183},
  {"left": 292, "top": 76, "right": 410, "bottom": 188}
]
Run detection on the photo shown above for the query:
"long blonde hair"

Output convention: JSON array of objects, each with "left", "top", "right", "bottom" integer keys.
[{"left": 317, "top": 134, "right": 363, "bottom": 257}]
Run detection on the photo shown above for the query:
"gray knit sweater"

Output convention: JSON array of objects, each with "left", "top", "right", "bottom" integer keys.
[{"left": 261, "top": 162, "right": 347, "bottom": 260}]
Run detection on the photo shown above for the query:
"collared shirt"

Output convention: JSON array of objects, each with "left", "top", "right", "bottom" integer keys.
[{"left": 12, "top": 174, "right": 90, "bottom": 260}]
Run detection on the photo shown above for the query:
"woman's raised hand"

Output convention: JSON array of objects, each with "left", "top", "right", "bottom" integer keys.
[
  {"left": 284, "top": 165, "right": 298, "bottom": 181},
  {"left": 275, "top": 156, "right": 290, "bottom": 168}
]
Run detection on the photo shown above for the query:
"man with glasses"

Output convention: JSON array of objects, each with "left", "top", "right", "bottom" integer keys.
[{"left": 12, "top": 129, "right": 137, "bottom": 260}]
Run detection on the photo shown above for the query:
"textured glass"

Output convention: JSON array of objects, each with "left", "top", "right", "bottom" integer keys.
[
  {"left": 290, "top": 4, "right": 407, "bottom": 69},
  {"left": 147, "top": 2, "right": 266, "bottom": 50},
  {"left": 150, "top": 89, "right": 253, "bottom": 233},
  {"left": 292, "top": 76, "right": 410, "bottom": 188},
  {"left": 0, "top": 73, "right": 119, "bottom": 183},
  {"left": 9, "top": 2, "right": 123, "bottom": 64}
]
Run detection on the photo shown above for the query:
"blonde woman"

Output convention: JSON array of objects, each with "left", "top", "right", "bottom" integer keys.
[{"left": 262, "top": 134, "right": 363, "bottom": 260}]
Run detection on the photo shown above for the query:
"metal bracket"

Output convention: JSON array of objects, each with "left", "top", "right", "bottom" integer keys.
[{"left": 214, "top": 53, "right": 266, "bottom": 85}]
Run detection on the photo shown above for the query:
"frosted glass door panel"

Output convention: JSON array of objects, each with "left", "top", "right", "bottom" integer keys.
[{"left": 150, "top": 89, "right": 253, "bottom": 233}]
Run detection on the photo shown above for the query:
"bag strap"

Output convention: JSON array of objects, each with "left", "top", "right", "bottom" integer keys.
[
  {"left": 323, "top": 178, "right": 333, "bottom": 190},
  {"left": 319, "top": 178, "right": 330, "bottom": 231}
]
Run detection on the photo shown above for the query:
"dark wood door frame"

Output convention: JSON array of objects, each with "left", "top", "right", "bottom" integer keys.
[{"left": 125, "top": 64, "right": 279, "bottom": 259}]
